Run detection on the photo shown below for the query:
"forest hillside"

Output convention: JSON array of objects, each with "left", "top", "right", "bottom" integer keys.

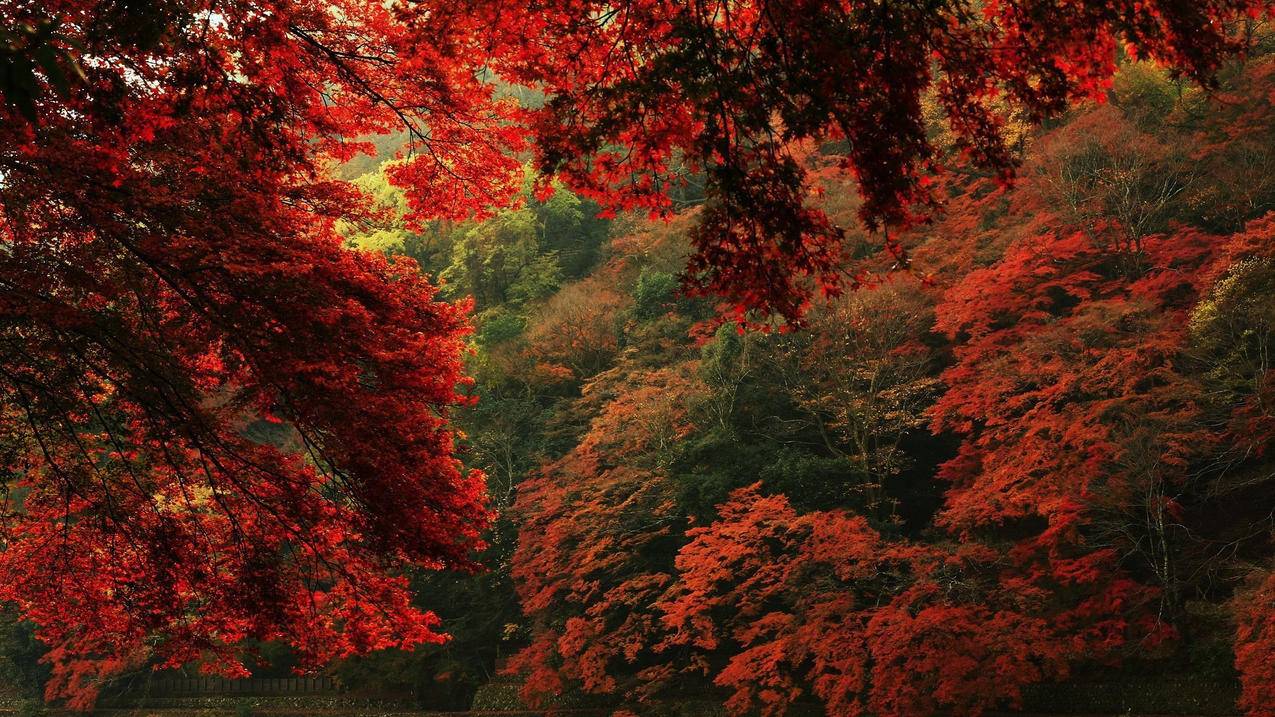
[
  {"left": 2, "top": 3, "right": 1275, "bottom": 717},
  {"left": 308, "top": 45, "right": 1275, "bottom": 717}
]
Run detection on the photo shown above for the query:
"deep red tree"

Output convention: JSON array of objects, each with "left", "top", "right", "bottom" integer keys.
[
  {"left": 660, "top": 484, "right": 1130, "bottom": 717},
  {"left": 0, "top": 0, "right": 524, "bottom": 706},
  {"left": 3, "top": 0, "right": 1273, "bottom": 709},
  {"left": 460, "top": 0, "right": 1272, "bottom": 319}
]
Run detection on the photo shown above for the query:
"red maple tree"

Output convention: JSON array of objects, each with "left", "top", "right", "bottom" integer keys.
[
  {"left": 2, "top": 0, "right": 1272, "bottom": 710},
  {"left": 476, "top": 0, "right": 1271, "bottom": 319},
  {"left": 0, "top": 0, "right": 521, "bottom": 706}
]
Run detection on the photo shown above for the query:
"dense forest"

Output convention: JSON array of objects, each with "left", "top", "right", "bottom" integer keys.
[
  {"left": 326, "top": 52, "right": 1275, "bottom": 717},
  {"left": 2, "top": 1, "right": 1275, "bottom": 716}
]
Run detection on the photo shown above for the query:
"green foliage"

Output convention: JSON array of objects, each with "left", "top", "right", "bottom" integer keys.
[
  {"left": 441, "top": 208, "right": 542, "bottom": 306},
  {"left": 631, "top": 269, "right": 679, "bottom": 321},
  {"left": 668, "top": 426, "right": 771, "bottom": 518},
  {"left": 756, "top": 448, "right": 870, "bottom": 513},
  {"left": 461, "top": 395, "right": 549, "bottom": 511},
  {"left": 1191, "top": 257, "right": 1275, "bottom": 395},
  {"left": 1113, "top": 61, "right": 1180, "bottom": 129},
  {"left": 343, "top": 163, "right": 451, "bottom": 269},
  {"left": 536, "top": 186, "right": 610, "bottom": 278},
  {"left": 343, "top": 163, "right": 609, "bottom": 308},
  {"left": 0, "top": 610, "right": 46, "bottom": 700},
  {"left": 506, "top": 253, "right": 563, "bottom": 305},
  {"left": 697, "top": 324, "right": 748, "bottom": 390},
  {"left": 435, "top": 184, "right": 605, "bottom": 309},
  {"left": 475, "top": 309, "right": 528, "bottom": 348}
]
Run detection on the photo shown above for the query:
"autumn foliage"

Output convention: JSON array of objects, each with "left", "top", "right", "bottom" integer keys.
[
  {"left": 486, "top": 0, "right": 1275, "bottom": 320},
  {"left": 507, "top": 51, "right": 1275, "bottom": 717},
  {"left": 0, "top": 0, "right": 509, "bottom": 706},
  {"left": 3, "top": 0, "right": 1275, "bottom": 714}
]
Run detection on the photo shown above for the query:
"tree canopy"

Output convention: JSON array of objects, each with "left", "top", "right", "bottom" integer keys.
[{"left": 0, "top": 0, "right": 1273, "bottom": 711}]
